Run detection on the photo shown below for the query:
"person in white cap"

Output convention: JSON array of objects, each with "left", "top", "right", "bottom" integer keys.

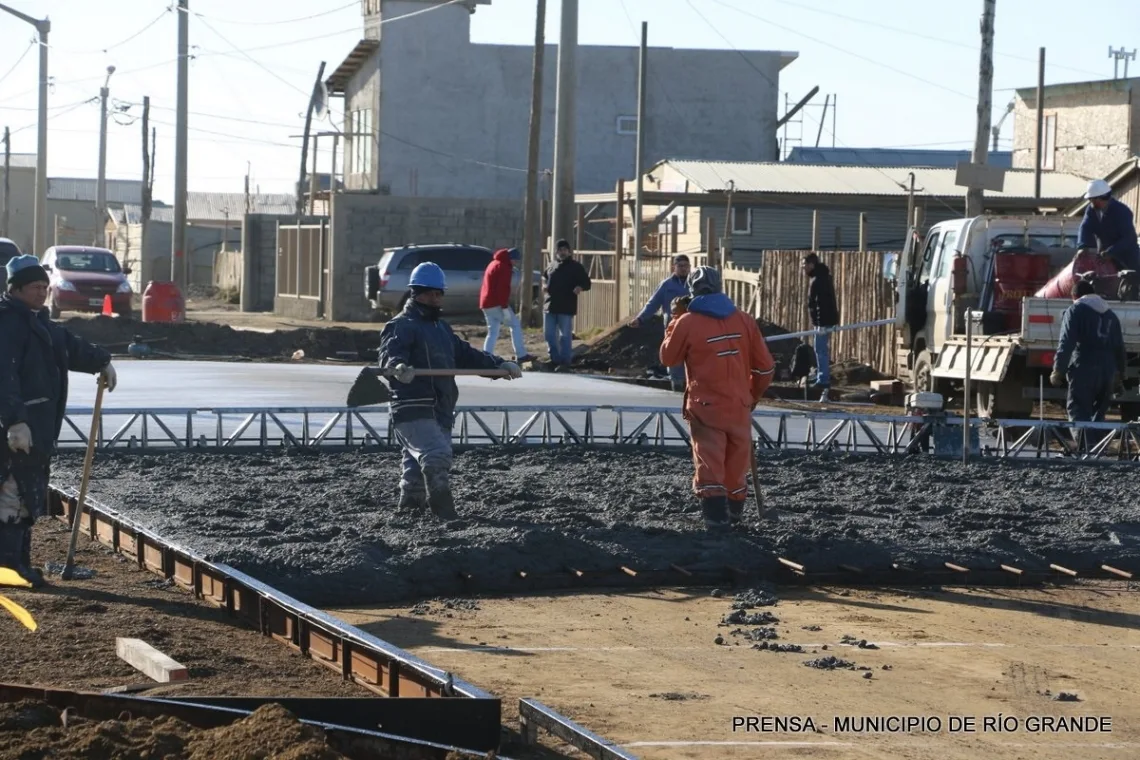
[
  {"left": 0, "top": 255, "right": 117, "bottom": 586},
  {"left": 1078, "top": 178, "right": 1139, "bottom": 271}
]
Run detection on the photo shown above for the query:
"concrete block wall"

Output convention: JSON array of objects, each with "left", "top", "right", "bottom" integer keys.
[{"left": 329, "top": 193, "right": 523, "bottom": 322}]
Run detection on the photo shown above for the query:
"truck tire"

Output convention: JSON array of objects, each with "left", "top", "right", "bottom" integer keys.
[
  {"left": 911, "top": 350, "right": 950, "bottom": 397},
  {"left": 975, "top": 381, "right": 1033, "bottom": 420}
]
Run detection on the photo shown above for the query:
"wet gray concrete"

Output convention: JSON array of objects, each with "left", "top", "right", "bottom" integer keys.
[{"left": 49, "top": 448, "right": 1140, "bottom": 607}]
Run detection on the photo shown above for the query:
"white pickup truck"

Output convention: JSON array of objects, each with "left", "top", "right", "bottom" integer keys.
[{"left": 896, "top": 214, "right": 1140, "bottom": 419}]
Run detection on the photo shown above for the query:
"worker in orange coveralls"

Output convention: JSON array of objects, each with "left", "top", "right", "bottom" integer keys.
[{"left": 660, "top": 266, "right": 775, "bottom": 531}]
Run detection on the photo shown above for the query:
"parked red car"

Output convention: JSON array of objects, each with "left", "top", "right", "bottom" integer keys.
[{"left": 41, "top": 246, "right": 133, "bottom": 319}]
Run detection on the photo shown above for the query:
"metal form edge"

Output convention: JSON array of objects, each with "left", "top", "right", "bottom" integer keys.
[{"left": 520, "top": 698, "right": 640, "bottom": 760}]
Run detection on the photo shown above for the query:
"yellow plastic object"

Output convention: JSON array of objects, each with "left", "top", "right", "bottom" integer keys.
[
  {"left": 0, "top": 594, "right": 36, "bottom": 631},
  {"left": 0, "top": 567, "right": 33, "bottom": 588}
]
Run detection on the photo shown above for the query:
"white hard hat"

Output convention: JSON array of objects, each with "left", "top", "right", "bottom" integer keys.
[{"left": 1084, "top": 179, "right": 1112, "bottom": 200}]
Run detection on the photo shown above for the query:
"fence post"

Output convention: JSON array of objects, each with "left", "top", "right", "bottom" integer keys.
[
  {"left": 575, "top": 204, "right": 586, "bottom": 251},
  {"left": 858, "top": 212, "right": 867, "bottom": 252},
  {"left": 705, "top": 215, "right": 716, "bottom": 265},
  {"left": 615, "top": 179, "right": 625, "bottom": 321},
  {"left": 671, "top": 215, "right": 678, "bottom": 253},
  {"left": 811, "top": 209, "right": 820, "bottom": 251}
]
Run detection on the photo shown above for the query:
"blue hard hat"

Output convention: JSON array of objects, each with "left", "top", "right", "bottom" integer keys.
[{"left": 409, "top": 261, "right": 447, "bottom": 291}]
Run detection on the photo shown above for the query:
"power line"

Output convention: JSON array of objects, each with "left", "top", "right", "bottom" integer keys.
[
  {"left": 193, "top": 1, "right": 358, "bottom": 26},
  {"left": 0, "top": 40, "right": 35, "bottom": 89},
  {"left": 9, "top": 98, "right": 97, "bottom": 137},
  {"left": 50, "top": 7, "right": 173, "bottom": 56},
  {"left": 703, "top": 0, "right": 974, "bottom": 100}
]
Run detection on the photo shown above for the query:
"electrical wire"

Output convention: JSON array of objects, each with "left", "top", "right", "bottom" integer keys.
[
  {"left": 192, "top": 1, "right": 358, "bottom": 26},
  {"left": 50, "top": 7, "right": 173, "bottom": 56},
  {"left": 8, "top": 97, "right": 97, "bottom": 137},
  {"left": 0, "top": 40, "right": 35, "bottom": 89}
]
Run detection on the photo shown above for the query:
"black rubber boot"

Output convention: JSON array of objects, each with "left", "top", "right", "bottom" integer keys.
[
  {"left": 701, "top": 496, "right": 730, "bottom": 531},
  {"left": 424, "top": 470, "right": 459, "bottom": 521},
  {"left": 727, "top": 500, "right": 746, "bottom": 525},
  {"left": 0, "top": 522, "right": 42, "bottom": 588}
]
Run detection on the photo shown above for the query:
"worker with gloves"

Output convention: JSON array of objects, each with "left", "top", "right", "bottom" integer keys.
[
  {"left": 542, "top": 239, "right": 591, "bottom": 371},
  {"left": 803, "top": 253, "right": 839, "bottom": 400},
  {"left": 479, "top": 248, "right": 534, "bottom": 363},
  {"left": 1051, "top": 279, "right": 1126, "bottom": 434},
  {"left": 1077, "top": 179, "right": 1140, "bottom": 272},
  {"left": 660, "top": 266, "right": 775, "bottom": 531},
  {"left": 378, "top": 262, "right": 522, "bottom": 520},
  {"left": 0, "top": 255, "right": 117, "bottom": 586},
  {"left": 629, "top": 254, "right": 691, "bottom": 391}
]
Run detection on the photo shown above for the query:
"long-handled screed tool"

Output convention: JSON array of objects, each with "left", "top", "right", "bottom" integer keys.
[
  {"left": 750, "top": 440, "right": 765, "bottom": 519},
  {"left": 59, "top": 375, "right": 107, "bottom": 581},
  {"left": 346, "top": 366, "right": 511, "bottom": 408}
]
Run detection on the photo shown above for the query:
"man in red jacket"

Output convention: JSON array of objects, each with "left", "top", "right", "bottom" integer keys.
[{"left": 480, "top": 248, "right": 533, "bottom": 362}]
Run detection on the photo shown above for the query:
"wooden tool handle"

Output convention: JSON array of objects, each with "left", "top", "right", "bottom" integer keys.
[{"left": 372, "top": 368, "right": 510, "bottom": 377}]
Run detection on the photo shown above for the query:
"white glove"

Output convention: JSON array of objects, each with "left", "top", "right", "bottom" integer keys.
[
  {"left": 391, "top": 363, "right": 416, "bottom": 384},
  {"left": 100, "top": 362, "right": 117, "bottom": 392},
  {"left": 500, "top": 361, "right": 522, "bottom": 380},
  {"left": 7, "top": 422, "right": 31, "bottom": 455}
]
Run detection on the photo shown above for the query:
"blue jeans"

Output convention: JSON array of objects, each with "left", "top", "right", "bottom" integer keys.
[
  {"left": 669, "top": 364, "right": 686, "bottom": 391},
  {"left": 483, "top": 306, "right": 527, "bottom": 359},
  {"left": 813, "top": 331, "right": 831, "bottom": 386},
  {"left": 544, "top": 312, "right": 574, "bottom": 365},
  {"left": 393, "top": 418, "right": 453, "bottom": 497}
]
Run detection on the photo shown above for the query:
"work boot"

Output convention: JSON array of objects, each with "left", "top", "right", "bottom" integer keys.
[
  {"left": 397, "top": 490, "right": 427, "bottom": 512},
  {"left": 701, "top": 496, "right": 730, "bottom": 532},
  {"left": 423, "top": 470, "right": 459, "bottom": 521},
  {"left": 727, "top": 500, "right": 746, "bottom": 525},
  {"left": 0, "top": 522, "right": 42, "bottom": 588}
]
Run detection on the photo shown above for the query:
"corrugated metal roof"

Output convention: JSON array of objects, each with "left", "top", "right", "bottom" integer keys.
[
  {"left": 661, "top": 159, "right": 1086, "bottom": 201},
  {"left": 110, "top": 204, "right": 175, "bottom": 225},
  {"left": 186, "top": 192, "right": 295, "bottom": 221},
  {"left": 47, "top": 177, "right": 144, "bottom": 203},
  {"left": 786, "top": 147, "right": 1013, "bottom": 169}
]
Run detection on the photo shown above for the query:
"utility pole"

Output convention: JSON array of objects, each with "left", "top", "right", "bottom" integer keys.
[
  {"left": 309, "top": 135, "right": 319, "bottom": 215},
  {"left": 905, "top": 172, "right": 917, "bottom": 237},
  {"left": 549, "top": 0, "right": 578, "bottom": 252},
  {"left": 173, "top": 0, "right": 189, "bottom": 288},
  {"left": 521, "top": 0, "right": 546, "bottom": 328},
  {"left": 965, "top": 0, "right": 996, "bottom": 218},
  {"left": 96, "top": 66, "right": 116, "bottom": 240},
  {"left": 297, "top": 61, "right": 327, "bottom": 218},
  {"left": 0, "top": 5, "right": 50, "bottom": 254},
  {"left": 1034, "top": 47, "right": 1045, "bottom": 201},
  {"left": 2, "top": 126, "right": 9, "bottom": 238},
  {"left": 140, "top": 96, "right": 152, "bottom": 274},
  {"left": 633, "top": 22, "right": 648, "bottom": 287},
  {"left": 244, "top": 162, "right": 251, "bottom": 215}
]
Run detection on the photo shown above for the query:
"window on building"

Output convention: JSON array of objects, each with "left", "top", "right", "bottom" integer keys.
[
  {"left": 349, "top": 109, "right": 373, "bottom": 177},
  {"left": 1042, "top": 114, "right": 1057, "bottom": 171},
  {"left": 616, "top": 116, "right": 638, "bottom": 135},
  {"left": 731, "top": 207, "right": 751, "bottom": 235}
]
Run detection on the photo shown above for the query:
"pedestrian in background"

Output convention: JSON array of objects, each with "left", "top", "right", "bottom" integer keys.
[
  {"left": 802, "top": 253, "right": 839, "bottom": 401},
  {"left": 542, "top": 239, "right": 591, "bottom": 371},
  {"left": 379, "top": 262, "right": 522, "bottom": 521},
  {"left": 479, "top": 247, "right": 534, "bottom": 363},
  {"left": 629, "top": 254, "right": 691, "bottom": 391},
  {"left": 660, "top": 266, "right": 774, "bottom": 531},
  {"left": 0, "top": 255, "right": 118, "bottom": 586},
  {"left": 1051, "top": 279, "right": 1125, "bottom": 443}
]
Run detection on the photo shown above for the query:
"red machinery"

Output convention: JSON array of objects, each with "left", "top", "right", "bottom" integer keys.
[
  {"left": 142, "top": 281, "right": 185, "bottom": 323},
  {"left": 990, "top": 252, "right": 1052, "bottom": 331},
  {"left": 1034, "top": 249, "right": 1118, "bottom": 300}
]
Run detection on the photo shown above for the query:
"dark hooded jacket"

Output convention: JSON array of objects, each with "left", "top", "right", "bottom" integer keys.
[
  {"left": 1054, "top": 294, "right": 1126, "bottom": 376},
  {"left": 542, "top": 257, "right": 591, "bottom": 316},
  {"left": 378, "top": 299, "right": 504, "bottom": 427},
  {"left": 1077, "top": 198, "right": 1140, "bottom": 271},
  {"left": 807, "top": 262, "right": 839, "bottom": 327},
  {"left": 0, "top": 294, "right": 110, "bottom": 518}
]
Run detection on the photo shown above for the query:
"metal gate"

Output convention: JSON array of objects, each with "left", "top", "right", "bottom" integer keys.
[{"left": 276, "top": 221, "right": 329, "bottom": 314}]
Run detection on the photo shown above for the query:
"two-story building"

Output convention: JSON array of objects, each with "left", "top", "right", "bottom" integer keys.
[{"left": 325, "top": 0, "right": 797, "bottom": 200}]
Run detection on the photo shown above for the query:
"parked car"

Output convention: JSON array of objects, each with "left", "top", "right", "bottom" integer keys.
[
  {"left": 0, "top": 238, "right": 20, "bottom": 290},
  {"left": 41, "top": 245, "right": 133, "bottom": 319},
  {"left": 365, "top": 243, "right": 541, "bottom": 316}
]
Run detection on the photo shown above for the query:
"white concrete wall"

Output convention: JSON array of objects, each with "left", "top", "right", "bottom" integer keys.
[
  {"left": 0, "top": 167, "right": 36, "bottom": 254},
  {"left": 345, "top": 0, "right": 790, "bottom": 200}
]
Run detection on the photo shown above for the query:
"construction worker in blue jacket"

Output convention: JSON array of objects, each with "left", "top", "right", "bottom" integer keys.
[
  {"left": 629, "top": 254, "right": 691, "bottom": 391},
  {"left": 378, "top": 262, "right": 522, "bottom": 520},
  {"left": 1078, "top": 179, "right": 1140, "bottom": 272},
  {"left": 1051, "top": 279, "right": 1126, "bottom": 431}
]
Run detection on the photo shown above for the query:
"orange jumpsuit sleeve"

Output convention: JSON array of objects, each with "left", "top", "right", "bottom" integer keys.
[
  {"left": 745, "top": 316, "right": 775, "bottom": 404},
  {"left": 659, "top": 313, "right": 688, "bottom": 368}
]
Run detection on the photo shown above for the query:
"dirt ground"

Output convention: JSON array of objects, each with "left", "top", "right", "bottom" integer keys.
[
  {"left": 331, "top": 583, "right": 1140, "bottom": 760},
  {"left": 0, "top": 520, "right": 364, "bottom": 698}
]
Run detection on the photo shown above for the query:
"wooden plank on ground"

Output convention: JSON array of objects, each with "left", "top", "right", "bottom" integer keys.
[{"left": 115, "top": 637, "right": 190, "bottom": 683}]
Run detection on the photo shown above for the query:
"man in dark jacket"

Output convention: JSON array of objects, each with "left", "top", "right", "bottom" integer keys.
[
  {"left": 542, "top": 239, "right": 591, "bottom": 370},
  {"left": 379, "top": 262, "right": 522, "bottom": 520},
  {"left": 803, "top": 253, "right": 839, "bottom": 398},
  {"left": 0, "top": 255, "right": 117, "bottom": 586},
  {"left": 1078, "top": 179, "right": 1140, "bottom": 272},
  {"left": 1051, "top": 279, "right": 1126, "bottom": 429}
]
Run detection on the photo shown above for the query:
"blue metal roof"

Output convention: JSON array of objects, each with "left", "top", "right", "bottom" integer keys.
[{"left": 786, "top": 147, "right": 1013, "bottom": 169}]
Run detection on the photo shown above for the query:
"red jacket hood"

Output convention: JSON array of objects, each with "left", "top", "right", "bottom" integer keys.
[{"left": 493, "top": 249, "right": 512, "bottom": 263}]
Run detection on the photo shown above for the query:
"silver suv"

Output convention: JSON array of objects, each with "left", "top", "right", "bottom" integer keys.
[{"left": 365, "top": 243, "right": 539, "bottom": 316}]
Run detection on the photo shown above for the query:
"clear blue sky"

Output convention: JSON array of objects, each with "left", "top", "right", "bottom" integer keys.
[{"left": 0, "top": 0, "right": 1135, "bottom": 203}]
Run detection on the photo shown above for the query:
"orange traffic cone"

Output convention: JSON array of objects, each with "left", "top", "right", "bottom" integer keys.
[{"left": 102, "top": 295, "right": 113, "bottom": 317}]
